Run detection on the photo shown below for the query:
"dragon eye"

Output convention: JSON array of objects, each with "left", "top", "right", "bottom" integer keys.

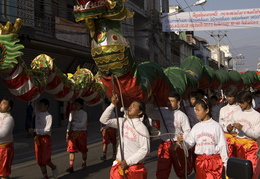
[{"left": 112, "top": 34, "right": 118, "bottom": 41}]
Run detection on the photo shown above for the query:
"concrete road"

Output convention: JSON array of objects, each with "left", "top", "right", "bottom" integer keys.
[{"left": 11, "top": 138, "right": 195, "bottom": 179}]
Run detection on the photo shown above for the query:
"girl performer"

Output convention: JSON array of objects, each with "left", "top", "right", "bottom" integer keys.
[{"left": 178, "top": 99, "right": 228, "bottom": 179}]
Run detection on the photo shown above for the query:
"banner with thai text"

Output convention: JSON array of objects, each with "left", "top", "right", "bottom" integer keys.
[{"left": 162, "top": 8, "right": 260, "bottom": 32}]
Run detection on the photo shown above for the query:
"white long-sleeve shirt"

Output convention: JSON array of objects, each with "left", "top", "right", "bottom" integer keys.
[
  {"left": 219, "top": 104, "right": 241, "bottom": 132},
  {"left": 0, "top": 112, "right": 14, "bottom": 144},
  {"left": 183, "top": 118, "right": 228, "bottom": 167},
  {"left": 149, "top": 107, "right": 191, "bottom": 141},
  {"left": 233, "top": 108, "right": 260, "bottom": 140},
  {"left": 34, "top": 110, "right": 52, "bottom": 136},
  {"left": 100, "top": 104, "right": 150, "bottom": 166},
  {"left": 67, "top": 109, "right": 88, "bottom": 132}
]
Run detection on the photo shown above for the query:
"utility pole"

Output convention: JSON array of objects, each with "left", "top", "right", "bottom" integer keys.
[
  {"left": 162, "top": 0, "right": 169, "bottom": 13},
  {"left": 210, "top": 31, "right": 226, "bottom": 69}
]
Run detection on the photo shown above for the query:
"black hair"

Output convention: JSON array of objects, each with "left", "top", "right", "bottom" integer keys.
[
  {"left": 210, "top": 95, "right": 218, "bottom": 101},
  {"left": 194, "top": 99, "right": 212, "bottom": 117},
  {"left": 209, "top": 95, "right": 219, "bottom": 110},
  {"left": 75, "top": 98, "right": 84, "bottom": 106},
  {"left": 197, "top": 89, "right": 205, "bottom": 98},
  {"left": 188, "top": 91, "right": 199, "bottom": 99},
  {"left": 236, "top": 90, "right": 252, "bottom": 106},
  {"left": 225, "top": 85, "right": 238, "bottom": 97},
  {"left": 132, "top": 99, "right": 152, "bottom": 135},
  {"left": 168, "top": 91, "right": 181, "bottom": 102},
  {"left": 2, "top": 97, "right": 13, "bottom": 110},
  {"left": 39, "top": 98, "right": 49, "bottom": 108},
  {"left": 133, "top": 99, "right": 146, "bottom": 117}
]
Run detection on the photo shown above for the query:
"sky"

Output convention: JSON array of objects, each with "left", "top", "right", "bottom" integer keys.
[{"left": 169, "top": 0, "right": 260, "bottom": 72}]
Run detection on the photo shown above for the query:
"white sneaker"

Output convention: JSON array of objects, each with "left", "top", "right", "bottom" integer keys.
[{"left": 52, "top": 165, "right": 58, "bottom": 178}]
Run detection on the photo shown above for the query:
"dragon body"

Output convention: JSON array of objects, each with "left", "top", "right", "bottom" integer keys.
[
  {"left": 0, "top": 19, "right": 104, "bottom": 105},
  {"left": 0, "top": 0, "right": 259, "bottom": 107}
]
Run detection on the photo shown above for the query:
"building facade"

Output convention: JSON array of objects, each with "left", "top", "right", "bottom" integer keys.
[{"left": 0, "top": 0, "right": 211, "bottom": 132}]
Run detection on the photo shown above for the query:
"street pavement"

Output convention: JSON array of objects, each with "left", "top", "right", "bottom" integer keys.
[
  {"left": 11, "top": 121, "right": 195, "bottom": 179},
  {"left": 13, "top": 121, "right": 102, "bottom": 165}
]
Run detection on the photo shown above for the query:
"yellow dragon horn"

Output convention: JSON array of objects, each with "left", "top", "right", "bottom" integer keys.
[
  {"left": 106, "top": 0, "right": 117, "bottom": 9},
  {"left": 0, "top": 18, "right": 21, "bottom": 37}
]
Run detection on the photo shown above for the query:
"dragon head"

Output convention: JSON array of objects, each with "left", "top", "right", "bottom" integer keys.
[
  {"left": 73, "top": 0, "right": 134, "bottom": 37},
  {"left": 73, "top": 0, "right": 135, "bottom": 77}
]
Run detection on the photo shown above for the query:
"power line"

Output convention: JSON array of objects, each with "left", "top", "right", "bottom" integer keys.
[{"left": 224, "top": 36, "right": 241, "bottom": 55}]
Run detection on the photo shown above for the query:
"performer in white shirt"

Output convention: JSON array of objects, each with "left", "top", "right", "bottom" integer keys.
[
  {"left": 66, "top": 98, "right": 88, "bottom": 173},
  {"left": 219, "top": 85, "right": 241, "bottom": 158},
  {"left": 231, "top": 90, "right": 260, "bottom": 172},
  {"left": 29, "top": 98, "right": 58, "bottom": 179},
  {"left": 178, "top": 99, "right": 228, "bottom": 179},
  {"left": 100, "top": 93, "right": 150, "bottom": 179},
  {"left": 0, "top": 98, "right": 14, "bottom": 179},
  {"left": 149, "top": 92, "right": 192, "bottom": 179}
]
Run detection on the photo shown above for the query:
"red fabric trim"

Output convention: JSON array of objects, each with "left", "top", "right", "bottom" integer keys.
[
  {"left": 0, "top": 143, "right": 14, "bottom": 177},
  {"left": 67, "top": 131, "right": 88, "bottom": 153},
  {"left": 4, "top": 70, "right": 29, "bottom": 89},
  {"left": 102, "top": 127, "right": 117, "bottom": 145},
  {"left": 14, "top": 86, "right": 44, "bottom": 101},
  {"left": 84, "top": 95, "right": 102, "bottom": 106},
  {"left": 110, "top": 162, "right": 147, "bottom": 179},
  {"left": 101, "top": 70, "right": 146, "bottom": 107},
  {"left": 151, "top": 77, "right": 171, "bottom": 107},
  {"left": 34, "top": 135, "right": 51, "bottom": 167},
  {"left": 195, "top": 154, "right": 223, "bottom": 179},
  {"left": 54, "top": 86, "right": 70, "bottom": 99},
  {"left": 46, "top": 75, "right": 62, "bottom": 90}
]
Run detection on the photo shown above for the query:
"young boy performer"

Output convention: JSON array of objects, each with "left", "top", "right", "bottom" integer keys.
[
  {"left": 29, "top": 98, "right": 58, "bottom": 179},
  {"left": 66, "top": 98, "right": 88, "bottom": 173},
  {"left": 149, "top": 92, "right": 193, "bottom": 179}
]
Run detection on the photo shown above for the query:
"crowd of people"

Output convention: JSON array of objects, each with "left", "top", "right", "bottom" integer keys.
[{"left": 1, "top": 86, "right": 260, "bottom": 179}]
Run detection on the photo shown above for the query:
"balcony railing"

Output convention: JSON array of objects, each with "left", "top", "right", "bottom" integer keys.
[{"left": 35, "top": 11, "right": 54, "bottom": 37}]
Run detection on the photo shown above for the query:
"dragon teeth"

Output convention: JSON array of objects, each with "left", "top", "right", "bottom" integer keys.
[{"left": 74, "top": 0, "right": 106, "bottom": 11}]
